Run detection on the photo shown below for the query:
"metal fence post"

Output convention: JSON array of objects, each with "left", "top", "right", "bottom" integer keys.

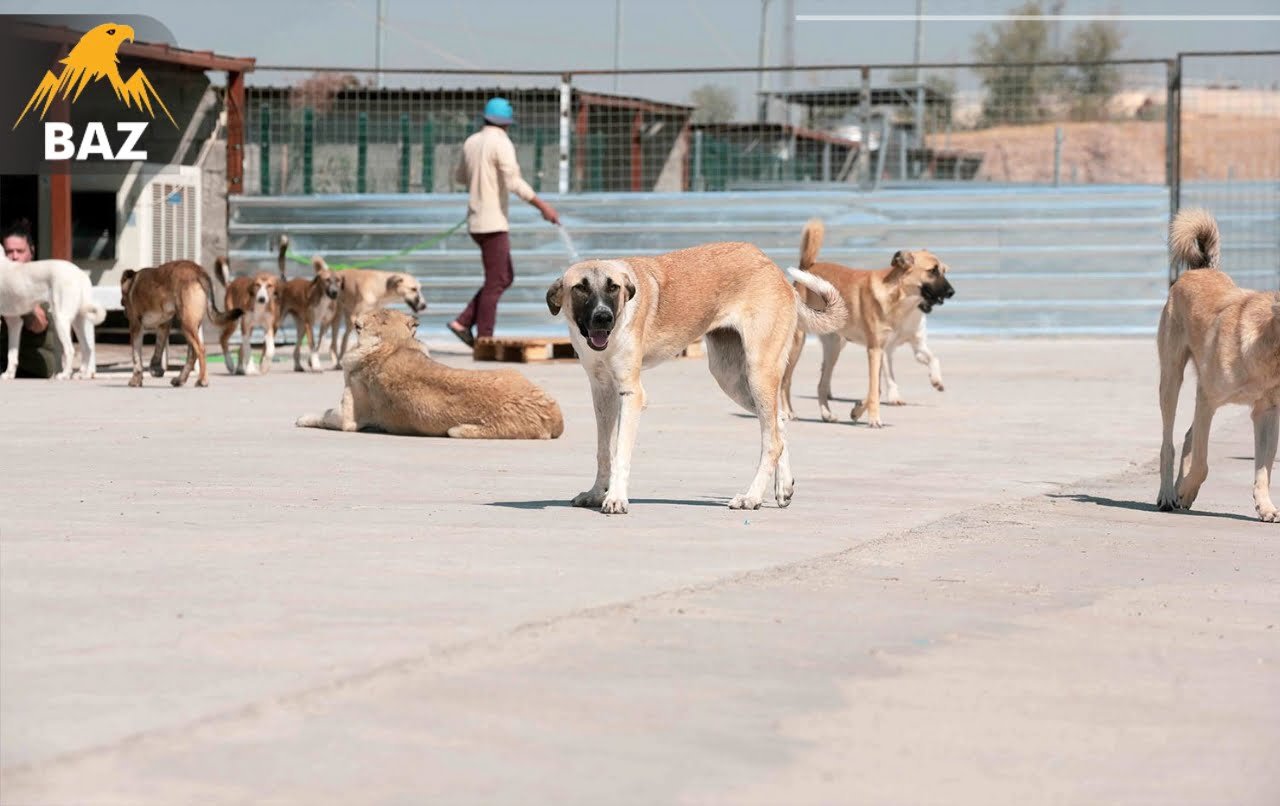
[
  {"left": 399, "top": 112, "right": 410, "bottom": 193},
  {"left": 588, "top": 132, "right": 604, "bottom": 191},
  {"left": 422, "top": 121, "right": 434, "bottom": 192},
  {"left": 1167, "top": 56, "right": 1182, "bottom": 285},
  {"left": 533, "top": 128, "right": 544, "bottom": 193},
  {"left": 357, "top": 112, "right": 368, "bottom": 194},
  {"left": 1053, "top": 126, "right": 1063, "bottom": 187},
  {"left": 693, "top": 129, "right": 704, "bottom": 191},
  {"left": 302, "top": 107, "right": 313, "bottom": 195},
  {"left": 259, "top": 102, "right": 270, "bottom": 195},
  {"left": 859, "top": 66, "right": 872, "bottom": 190},
  {"left": 559, "top": 74, "right": 571, "bottom": 194}
]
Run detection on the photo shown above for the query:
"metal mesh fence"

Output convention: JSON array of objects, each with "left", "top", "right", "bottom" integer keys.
[
  {"left": 241, "top": 59, "right": 1174, "bottom": 195},
  {"left": 1175, "top": 52, "right": 1280, "bottom": 287}
]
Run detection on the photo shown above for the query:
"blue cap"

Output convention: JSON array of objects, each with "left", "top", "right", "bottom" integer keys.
[{"left": 483, "top": 97, "right": 514, "bottom": 125}]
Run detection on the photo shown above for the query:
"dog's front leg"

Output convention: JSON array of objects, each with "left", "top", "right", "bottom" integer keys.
[
  {"left": 601, "top": 374, "right": 645, "bottom": 515},
  {"left": 911, "top": 322, "right": 944, "bottom": 392},
  {"left": 1, "top": 315, "right": 22, "bottom": 379},
  {"left": 260, "top": 324, "right": 276, "bottom": 374},
  {"left": 572, "top": 377, "right": 618, "bottom": 509},
  {"left": 1175, "top": 387, "right": 1215, "bottom": 509},
  {"left": 127, "top": 322, "right": 146, "bottom": 387},
  {"left": 296, "top": 386, "right": 358, "bottom": 431},
  {"left": 881, "top": 343, "right": 903, "bottom": 404},
  {"left": 852, "top": 345, "right": 885, "bottom": 427},
  {"left": 1252, "top": 403, "right": 1278, "bottom": 522}
]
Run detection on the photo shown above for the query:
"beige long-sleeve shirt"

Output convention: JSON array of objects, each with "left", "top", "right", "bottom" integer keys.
[{"left": 454, "top": 125, "right": 537, "bottom": 234}]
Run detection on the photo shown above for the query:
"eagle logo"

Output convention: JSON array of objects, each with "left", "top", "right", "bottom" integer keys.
[{"left": 14, "top": 22, "right": 176, "bottom": 130}]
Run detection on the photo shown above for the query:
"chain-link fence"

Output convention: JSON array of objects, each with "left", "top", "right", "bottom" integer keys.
[
  {"left": 242, "top": 58, "right": 1178, "bottom": 195},
  {"left": 1173, "top": 51, "right": 1280, "bottom": 286}
]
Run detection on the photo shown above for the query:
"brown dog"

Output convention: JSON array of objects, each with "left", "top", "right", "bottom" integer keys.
[
  {"left": 276, "top": 237, "right": 343, "bottom": 372},
  {"left": 546, "top": 243, "right": 847, "bottom": 514},
  {"left": 780, "top": 219, "right": 955, "bottom": 427},
  {"left": 1157, "top": 208, "right": 1280, "bottom": 522},
  {"left": 218, "top": 271, "right": 282, "bottom": 375},
  {"left": 296, "top": 308, "right": 563, "bottom": 439},
  {"left": 120, "top": 260, "right": 241, "bottom": 387},
  {"left": 332, "top": 268, "right": 427, "bottom": 362}
]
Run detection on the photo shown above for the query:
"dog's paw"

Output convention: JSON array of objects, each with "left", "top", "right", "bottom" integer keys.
[
  {"left": 170, "top": 376, "right": 184, "bottom": 387},
  {"left": 883, "top": 397, "right": 906, "bottom": 406},
  {"left": 820, "top": 409, "right": 837, "bottom": 423},
  {"left": 932, "top": 379, "right": 945, "bottom": 392},
  {"left": 1155, "top": 490, "right": 1178, "bottom": 512},
  {"left": 1175, "top": 485, "right": 1199, "bottom": 511},
  {"left": 729, "top": 494, "right": 763, "bottom": 510},
  {"left": 572, "top": 488, "right": 607, "bottom": 508},
  {"left": 127, "top": 373, "right": 143, "bottom": 387},
  {"left": 774, "top": 477, "right": 794, "bottom": 508},
  {"left": 600, "top": 494, "right": 629, "bottom": 515},
  {"left": 1257, "top": 504, "right": 1278, "bottom": 523},
  {"left": 195, "top": 377, "right": 209, "bottom": 388}
]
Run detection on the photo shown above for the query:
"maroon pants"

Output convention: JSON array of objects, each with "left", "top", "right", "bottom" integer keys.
[{"left": 456, "top": 230, "right": 514, "bottom": 338}]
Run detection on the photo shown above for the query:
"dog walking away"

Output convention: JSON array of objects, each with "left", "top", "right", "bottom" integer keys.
[
  {"left": 546, "top": 242, "right": 848, "bottom": 514},
  {"left": 332, "top": 268, "right": 428, "bottom": 362},
  {"left": 780, "top": 219, "right": 954, "bottom": 427},
  {"left": 297, "top": 308, "right": 563, "bottom": 439},
  {"left": 121, "top": 260, "right": 242, "bottom": 387},
  {"left": 1156, "top": 208, "right": 1280, "bottom": 522},
  {"left": 277, "top": 236, "right": 343, "bottom": 372},
  {"left": 0, "top": 255, "right": 107, "bottom": 379}
]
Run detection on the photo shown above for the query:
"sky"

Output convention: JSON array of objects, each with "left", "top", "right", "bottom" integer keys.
[{"left": 5, "top": 0, "right": 1278, "bottom": 104}]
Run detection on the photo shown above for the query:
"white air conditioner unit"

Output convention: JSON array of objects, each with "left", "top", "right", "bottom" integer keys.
[{"left": 134, "top": 165, "right": 202, "bottom": 268}]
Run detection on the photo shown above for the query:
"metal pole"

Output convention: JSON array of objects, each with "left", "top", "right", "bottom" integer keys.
[
  {"left": 783, "top": 0, "right": 795, "bottom": 128},
  {"left": 612, "top": 0, "right": 623, "bottom": 93},
  {"left": 914, "top": 0, "right": 925, "bottom": 159},
  {"left": 1053, "top": 126, "right": 1063, "bottom": 187},
  {"left": 1167, "top": 56, "right": 1182, "bottom": 285},
  {"left": 558, "top": 74, "right": 571, "bottom": 194},
  {"left": 374, "top": 0, "right": 385, "bottom": 89},
  {"left": 693, "top": 129, "right": 704, "bottom": 191},
  {"left": 859, "top": 66, "right": 871, "bottom": 189},
  {"left": 756, "top": 0, "right": 772, "bottom": 123}
]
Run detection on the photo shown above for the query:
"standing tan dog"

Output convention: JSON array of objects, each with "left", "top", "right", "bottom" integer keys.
[
  {"left": 1157, "top": 208, "right": 1280, "bottom": 522},
  {"left": 332, "top": 268, "right": 428, "bottom": 363},
  {"left": 120, "top": 261, "right": 241, "bottom": 387},
  {"left": 296, "top": 308, "right": 563, "bottom": 439},
  {"left": 780, "top": 220, "right": 955, "bottom": 427},
  {"left": 276, "top": 236, "right": 342, "bottom": 372},
  {"left": 546, "top": 242, "right": 847, "bottom": 514},
  {"left": 218, "top": 270, "right": 282, "bottom": 375}
]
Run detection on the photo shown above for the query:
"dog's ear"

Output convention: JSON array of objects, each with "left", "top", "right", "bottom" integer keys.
[
  {"left": 887, "top": 250, "right": 914, "bottom": 283},
  {"left": 546, "top": 277, "right": 564, "bottom": 315},
  {"left": 311, "top": 256, "right": 327, "bottom": 277},
  {"left": 624, "top": 277, "right": 637, "bottom": 303},
  {"left": 406, "top": 315, "right": 419, "bottom": 335},
  {"left": 121, "top": 268, "right": 137, "bottom": 283},
  {"left": 386, "top": 275, "right": 404, "bottom": 291}
]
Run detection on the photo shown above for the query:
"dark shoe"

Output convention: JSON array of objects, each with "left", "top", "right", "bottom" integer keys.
[{"left": 447, "top": 322, "right": 475, "bottom": 347}]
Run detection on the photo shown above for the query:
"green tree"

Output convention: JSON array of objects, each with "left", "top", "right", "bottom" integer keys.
[
  {"left": 973, "top": 1, "right": 1056, "bottom": 125},
  {"left": 689, "top": 84, "right": 737, "bottom": 124},
  {"left": 1067, "top": 19, "right": 1124, "bottom": 120}
]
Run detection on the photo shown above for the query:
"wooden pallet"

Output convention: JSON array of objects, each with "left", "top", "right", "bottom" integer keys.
[{"left": 473, "top": 336, "right": 705, "bottom": 363}]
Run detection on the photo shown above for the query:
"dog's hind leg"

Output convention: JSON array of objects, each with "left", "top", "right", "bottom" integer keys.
[
  {"left": 779, "top": 328, "right": 805, "bottom": 420},
  {"left": 1157, "top": 308, "right": 1190, "bottom": 511},
  {"left": 127, "top": 321, "right": 145, "bottom": 387},
  {"left": 732, "top": 357, "right": 787, "bottom": 511},
  {"left": 1252, "top": 403, "right": 1278, "bottom": 522},
  {"left": 881, "top": 342, "right": 903, "bottom": 404},
  {"left": 149, "top": 324, "right": 170, "bottom": 377},
  {"left": 1175, "top": 386, "right": 1215, "bottom": 510},
  {"left": 50, "top": 311, "right": 75, "bottom": 379},
  {"left": 1, "top": 315, "right": 22, "bottom": 379},
  {"left": 816, "top": 333, "right": 844, "bottom": 422},
  {"left": 71, "top": 315, "right": 95, "bottom": 379}
]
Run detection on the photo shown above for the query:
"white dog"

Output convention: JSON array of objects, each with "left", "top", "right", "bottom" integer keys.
[{"left": 0, "top": 256, "right": 106, "bottom": 379}]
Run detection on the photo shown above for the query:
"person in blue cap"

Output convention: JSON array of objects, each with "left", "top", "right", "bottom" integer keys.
[{"left": 448, "top": 97, "right": 559, "bottom": 346}]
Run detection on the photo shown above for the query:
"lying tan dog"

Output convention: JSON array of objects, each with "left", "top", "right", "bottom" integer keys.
[
  {"left": 332, "top": 268, "right": 427, "bottom": 362},
  {"left": 780, "top": 219, "right": 954, "bottom": 427},
  {"left": 217, "top": 270, "right": 282, "bottom": 375},
  {"left": 276, "top": 236, "right": 342, "bottom": 372},
  {"left": 297, "top": 308, "right": 563, "bottom": 439},
  {"left": 546, "top": 242, "right": 847, "bottom": 514},
  {"left": 120, "top": 260, "right": 241, "bottom": 387},
  {"left": 1157, "top": 208, "right": 1280, "bottom": 522}
]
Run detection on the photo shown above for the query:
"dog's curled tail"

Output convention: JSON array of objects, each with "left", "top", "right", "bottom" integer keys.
[
  {"left": 789, "top": 267, "right": 848, "bottom": 334},
  {"left": 278, "top": 235, "right": 290, "bottom": 278},
  {"left": 1169, "top": 208, "right": 1220, "bottom": 270},
  {"left": 197, "top": 270, "right": 244, "bottom": 326},
  {"left": 213, "top": 256, "right": 231, "bottom": 288},
  {"left": 311, "top": 255, "right": 329, "bottom": 274},
  {"left": 80, "top": 302, "right": 107, "bottom": 325},
  {"left": 799, "top": 218, "right": 824, "bottom": 271}
]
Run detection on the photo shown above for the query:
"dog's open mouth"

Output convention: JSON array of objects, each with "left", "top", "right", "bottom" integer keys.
[
  {"left": 587, "top": 329, "right": 610, "bottom": 351},
  {"left": 919, "top": 287, "right": 945, "bottom": 313}
]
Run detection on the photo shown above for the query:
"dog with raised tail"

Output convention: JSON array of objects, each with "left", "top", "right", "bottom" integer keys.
[
  {"left": 0, "top": 255, "right": 106, "bottom": 379},
  {"left": 1157, "top": 208, "right": 1280, "bottom": 522}
]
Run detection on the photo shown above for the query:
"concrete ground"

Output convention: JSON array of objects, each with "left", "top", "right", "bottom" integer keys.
[{"left": 1, "top": 337, "right": 1276, "bottom": 805}]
